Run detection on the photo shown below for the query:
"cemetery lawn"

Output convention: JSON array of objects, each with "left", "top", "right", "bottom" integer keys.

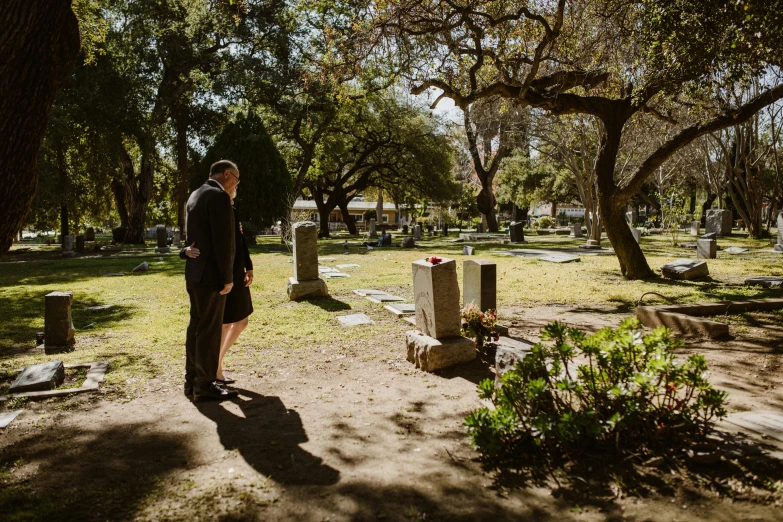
[{"left": 1, "top": 233, "right": 782, "bottom": 521}]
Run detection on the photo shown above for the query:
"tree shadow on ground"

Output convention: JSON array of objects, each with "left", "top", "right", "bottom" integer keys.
[
  {"left": 196, "top": 389, "right": 340, "bottom": 486},
  {"left": 0, "top": 421, "right": 192, "bottom": 522},
  {"left": 436, "top": 344, "right": 496, "bottom": 385}
]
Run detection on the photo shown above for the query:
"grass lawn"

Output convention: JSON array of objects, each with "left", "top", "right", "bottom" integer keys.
[
  {"left": 0, "top": 230, "right": 782, "bottom": 521},
  {"left": 1, "top": 230, "right": 781, "bottom": 397}
]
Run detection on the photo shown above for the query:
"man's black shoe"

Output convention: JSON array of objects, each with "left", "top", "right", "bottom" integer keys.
[
  {"left": 194, "top": 382, "right": 238, "bottom": 402},
  {"left": 184, "top": 381, "right": 194, "bottom": 399}
]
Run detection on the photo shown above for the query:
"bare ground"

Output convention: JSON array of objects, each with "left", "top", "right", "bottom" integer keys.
[{"left": 2, "top": 305, "right": 783, "bottom": 522}]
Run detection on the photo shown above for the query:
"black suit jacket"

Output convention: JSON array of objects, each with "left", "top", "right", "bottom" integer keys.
[{"left": 184, "top": 179, "right": 235, "bottom": 288}]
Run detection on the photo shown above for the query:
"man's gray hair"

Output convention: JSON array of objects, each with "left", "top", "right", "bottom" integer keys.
[{"left": 210, "top": 160, "right": 238, "bottom": 177}]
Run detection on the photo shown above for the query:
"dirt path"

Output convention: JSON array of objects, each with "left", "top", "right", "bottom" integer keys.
[{"left": 2, "top": 307, "right": 782, "bottom": 521}]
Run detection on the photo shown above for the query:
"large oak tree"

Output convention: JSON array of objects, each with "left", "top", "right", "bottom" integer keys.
[{"left": 372, "top": 0, "right": 783, "bottom": 278}]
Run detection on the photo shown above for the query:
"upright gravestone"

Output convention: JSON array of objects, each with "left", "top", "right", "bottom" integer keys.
[
  {"left": 509, "top": 221, "right": 525, "bottom": 243},
  {"left": 75, "top": 235, "right": 85, "bottom": 253},
  {"left": 406, "top": 258, "right": 475, "bottom": 372},
  {"left": 463, "top": 260, "right": 496, "bottom": 312},
  {"left": 62, "top": 235, "right": 75, "bottom": 257},
  {"left": 705, "top": 209, "right": 733, "bottom": 237},
  {"left": 172, "top": 231, "right": 182, "bottom": 247},
  {"left": 402, "top": 224, "right": 409, "bottom": 235},
  {"left": 402, "top": 236, "right": 415, "bottom": 248},
  {"left": 413, "top": 225, "right": 422, "bottom": 240},
  {"left": 442, "top": 223, "right": 449, "bottom": 237},
  {"left": 84, "top": 227, "right": 95, "bottom": 241},
  {"left": 690, "top": 220, "right": 700, "bottom": 236},
  {"left": 462, "top": 245, "right": 474, "bottom": 256},
  {"left": 44, "top": 291, "right": 76, "bottom": 354},
  {"left": 697, "top": 238, "right": 717, "bottom": 259},
  {"left": 369, "top": 218, "right": 378, "bottom": 238},
  {"left": 631, "top": 228, "right": 641, "bottom": 243},
  {"left": 287, "top": 221, "right": 328, "bottom": 300},
  {"left": 476, "top": 223, "right": 484, "bottom": 233},
  {"left": 570, "top": 223, "right": 583, "bottom": 238},
  {"left": 775, "top": 211, "right": 783, "bottom": 252},
  {"left": 155, "top": 226, "right": 171, "bottom": 253}
]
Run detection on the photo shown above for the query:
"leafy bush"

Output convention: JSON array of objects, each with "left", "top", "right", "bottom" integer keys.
[
  {"left": 465, "top": 318, "right": 727, "bottom": 462},
  {"left": 461, "top": 303, "right": 499, "bottom": 349},
  {"left": 536, "top": 216, "right": 554, "bottom": 229}
]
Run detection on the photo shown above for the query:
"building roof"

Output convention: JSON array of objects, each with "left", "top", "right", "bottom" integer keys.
[{"left": 293, "top": 199, "right": 397, "bottom": 212}]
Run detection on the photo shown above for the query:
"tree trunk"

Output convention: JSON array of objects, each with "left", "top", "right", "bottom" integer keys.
[
  {"left": 701, "top": 193, "right": 717, "bottom": 225},
  {"left": 596, "top": 117, "right": 654, "bottom": 280},
  {"left": 119, "top": 147, "right": 154, "bottom": 244},
  {"left": 338, "top": 197, "right": 357, "bottom": 236},
  {"left": 112, "top": 179, "right": 129, "bottom": 229},
  {"left": 376, "top": 188, "right": 384, "bottom": 228},
  {"left": 550, "top": 201, "right": 558, "bottom": 218},
  {"left": 476, "top": 187, "right": 499, "bottom": 231},
  {"left": 311, "top": 188, "right": 332, "bottom": 238},
  {"left": 57, "top": 140, "right": 69, "bottom": 245},
  {"left": 175, "top": 116, "right": 189, "bottom": 240},
  {"left": 0, "top": 1, "right": 80, "bottom": 259}
]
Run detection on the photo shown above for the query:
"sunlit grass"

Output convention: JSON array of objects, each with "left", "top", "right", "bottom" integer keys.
[{"left": 0, "top": 229, "right": 779, "bottom": 396}]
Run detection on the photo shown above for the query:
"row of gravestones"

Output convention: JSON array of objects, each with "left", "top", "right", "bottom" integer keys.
[{"left": 61, "top": 225, "right": 179, "bottom": 256}]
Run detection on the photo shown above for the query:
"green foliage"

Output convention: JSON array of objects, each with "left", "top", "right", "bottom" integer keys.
[
  {"left": 460, "top": 304, "right": 498, "bottom": 349},
  {"left": 201, "top": 113, "right": 292, "bottom": 229},
  {"left": 536, "top": 216, "right": 554, "bottom": 229},
  {"left": 659, "top": 190, "right": 693, "bottom": 246},
  {"left": 465, "top": 319, "right": 727, "bottom": 463}
]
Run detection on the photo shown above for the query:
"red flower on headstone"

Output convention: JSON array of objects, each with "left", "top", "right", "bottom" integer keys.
[{"left": 428, "top": 256, "right": 443, "bottom": 265}]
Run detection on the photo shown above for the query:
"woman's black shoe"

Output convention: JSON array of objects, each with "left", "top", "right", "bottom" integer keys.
[
  {"left": 194, "top": 383, "right": 238, "bottom": 401},
  {"left": 216, "top": 376, "right": 235, "bottom": 385}
]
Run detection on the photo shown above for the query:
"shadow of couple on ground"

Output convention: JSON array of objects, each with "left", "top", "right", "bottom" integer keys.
[{"left": 194, "top": 388, "right": 340, "bottom": 486}]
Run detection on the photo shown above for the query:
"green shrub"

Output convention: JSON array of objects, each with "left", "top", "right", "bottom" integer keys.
[
  {"left": 537, "top": 216, "right": 554, "bottom": 229},
  {"left": 465, "top": 318, "right": 727, "bottom": 462}
]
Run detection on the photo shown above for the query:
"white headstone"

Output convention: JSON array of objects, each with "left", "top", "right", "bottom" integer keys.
[
  {"left": 292, "top": 221, "right": 319, "bottom": 281},
  {"left": 412, "top": 258, "right": 461, "bottom": 338}
]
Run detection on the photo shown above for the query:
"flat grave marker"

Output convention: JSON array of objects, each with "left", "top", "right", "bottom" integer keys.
[
  {"left": 337, "top": 313, "right": 375, "bottom": 326},
  {"left": 0, "top": 410, "right": 23, "bottom": 429},
  {"left": 367, "top": 294, "right": 405, "bottom": 303},
  {"left": 9, "top": 361, "right": 65, "bottom": 393},
  {"left": 384, "top": 303, "right": 416, "bottom": 316},
  {"left": 352, "top": 289, "right": 389, "bottom": 297},
  {"left": 726, "top": 410, "right": 783, "bottom": 442}
]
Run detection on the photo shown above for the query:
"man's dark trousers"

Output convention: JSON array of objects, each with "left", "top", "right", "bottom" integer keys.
[{"left": 186, "top": 281, "right": 226, "bottom": 391}]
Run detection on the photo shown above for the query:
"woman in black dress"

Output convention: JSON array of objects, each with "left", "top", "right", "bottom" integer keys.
[{"left": 182, "top": 187, "right": 253, "bottom": 384}]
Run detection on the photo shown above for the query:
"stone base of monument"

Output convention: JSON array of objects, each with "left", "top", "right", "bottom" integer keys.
[
  {"left": 155, "top": 246, "right": 171, "bottom": 253},
  {"left": 44, "top": 343, "right": 75, "bottom": 355},
  {"left": 405, "top": 330, "right": 475, "bottom": 372},
  {"left": 287, "top": 277, "right": 328, "bottom": 301},
  {"left": 580, "top": 240, "right": 602, "bottom": 249}
]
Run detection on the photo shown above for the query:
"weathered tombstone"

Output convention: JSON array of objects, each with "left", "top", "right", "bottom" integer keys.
[
  {"left": 661, "top": 259, "right": 709, "bottom": 280},
  {"left": 402, "top": 236, "right": 416, "bottom": 249},
  {"left": 172, "top": 231, "right": 182, "bottom": 246},
  {"left": 413, "top": 225, "right": 422, "bottom": 240},
  {"left": 287, "top": 221, "right": 328, "bottom": 300},
  {"left": 509, "top": 221, "right": 525, "bottom": 243},
  {"left": 775, "top": 211, "right": 783, "bottom": 252},
  {"left": 745, "top": 276, "right": 783, "bottom": 288},
  {"left": 697, "top": 238, "right": 717, "bottom": 259},
  {"left": 690, "top": 220, "right": 700, "bottom": 236},
  {"left": 9, "top": 361, "right": 65, "bottom": 393},
  {"left": 442, "top": 223, "right": 449, "bottom": 237},
  {"left": 380, "top": 233, "right": 392, "bottom": 247},
  {"left": 476, "top": 222, "right": 484, "bottom": 233},
  {"left": 495, "top": 342, "right": 533, "bottom": 387},
  {"left": 463, "top": 259, "right": 496, "bottom": 312},
  {"left": 133, "top": 261, "right": 149, "bottom": 273},
  {"left": 701, "top": 232, "right": 717, "bottom": 240},
  {"left": 705, "top": 209, "right": 733, "bottom": 236},
  {"left": 62, "top": 234, "right": 75, "bottom": 257},
  {"left": 44, "top": 292, "right": 76, "bottom": 354},
  {"left": 369, "top": 218, "right": 378, "bottom": 238},
  {"left": 402, "top": 224, "right": 409, "bottom": 234},
  {"left": 155, "top": 226, "right": 171, "bottom": 253},
  {"left": 407, "top": 257, "right": 475, "bottom": 371},
  {"left": 337, "top": 313, "right": 374, "bottom": 326},
  {"left": 462, "top": 245, "right": 474, "bottom": 256},
  {"left": 570, "top": 223, "right": 583, "bottom": 238},
  {"left": 631, "top": 228, "right": 641, "bottom": 243},
  {"left": 412, "top": 258, "right": 461, "bottom": 338},
  {"left": 84, "top": 227, "right": 95, "bottom": 241},
  {"left": 75, "top": 234, "right": 85, "bottom": 253}
]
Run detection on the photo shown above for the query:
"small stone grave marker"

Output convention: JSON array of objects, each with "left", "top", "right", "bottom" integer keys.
[
  {"left": 462, "top": 245, "right": 474, "bottom": 255},
  {"left": 9, "top": 361, "right": 65, "bottom": 393},
  {"left": 103, "top": 272, "right": 125, "bottom": 277},
  {"left": 701, "top": 232, "right": 717, "bottom": 240},
  {"left": 322, "top": 272, "right": 349, "bottom": 278},
  {"left": 726, "top": 411, "right": 783, "bottom": 442},
  {"left": 44, "top": 291, "right": 75, "bottom": 354},
  {"left": 661, "top": 259, "right": 709, "bottom": 280},
  {"left": 402, "top": 236, "right": 416, "bottom": 248},
  {"left": 0, "top": 410, "right": 23, "bottom": 429},
  {"left": 724, "top": 246, "right": 749, "bottom": 254},
  {"left": 366, "top": 294, "right": 405, "bottom": 303},
  {"left": 697, "top": 238, "right": 717, "bottom": 259},
  {"left": 384, "top": 303, "right": 415, "bottom": 316},
  {"left": 745, "top": 276, "right": 783, "bottom": 288},
  {"left": 318, "top": 266, "right": 338, "bottom": 273},
  {"left": 336, "top": 264, "right": 360, "bottom": 269},
  {"left": 337, "top": 313, "right": 374, "bottom": 326},
  {"left": 352, "top": 289, "right": 389, "bottom": 297},
  {"left": 86, "top": 304, "right": 114, "bottom": 311},
  {"left": 133, "top": 261, "right": 150, "bottom": 272},
  {"left": 319, "top": 257, "right": 336, "bottom": 261}
]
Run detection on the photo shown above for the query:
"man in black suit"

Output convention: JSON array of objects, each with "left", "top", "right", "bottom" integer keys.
[{"left": 183, "top": 160, "right": 240, "bottom": 401}]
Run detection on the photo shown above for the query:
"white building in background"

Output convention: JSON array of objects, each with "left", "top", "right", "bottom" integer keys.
[{"left": 531, "top": 202, "right": 586, "bottom": 218}]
